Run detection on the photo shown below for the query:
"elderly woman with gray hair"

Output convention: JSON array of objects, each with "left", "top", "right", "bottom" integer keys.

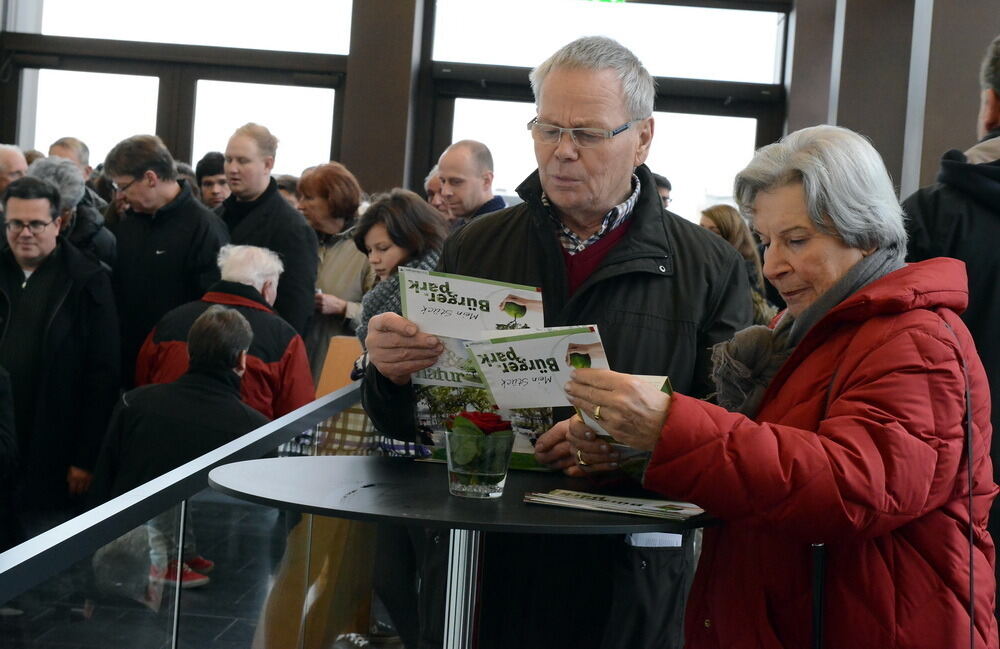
[
  {"left": 565, "top": 125, "right": 997, "bottom": 648},
  {"left": 27, "top": 156, "right": 116, "bottom": 267}
]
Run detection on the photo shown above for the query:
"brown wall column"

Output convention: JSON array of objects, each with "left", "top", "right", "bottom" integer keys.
[
  {"left": 339, "top": 0, "right": 424, "bottom": 193},
  {"left": 785, "top": 0, "right": 836, "bottom": 133}
]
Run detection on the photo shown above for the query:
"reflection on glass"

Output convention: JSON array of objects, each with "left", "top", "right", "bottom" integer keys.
[
  {"left": 192, "top": 80, "right": 336, "bottom": 176},
  {"left": 0, "top": 511, "right": 179, "bottom": 648},
  {"left": 434, "top": 0, "right": 785, "bottom": 84},
  {"left": 41, "top": 0, "right": 352, "bottom": 55},
  {"left": 31, "top": 69, "right": 159, "bottom": 167},
  {"left": 451, "top": 98, "right": 758, "bottom": 222}
]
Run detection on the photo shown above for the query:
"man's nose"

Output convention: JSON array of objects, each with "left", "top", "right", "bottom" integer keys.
[{"left": 553, "top": 131, "right": 579, "bottom": 160}]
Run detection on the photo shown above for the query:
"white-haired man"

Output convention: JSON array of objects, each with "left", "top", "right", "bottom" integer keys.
[
  {"left": 136, "top": 244, "right": 314, "bottom": 419},
  {"left": 363, "top": 37, "right": 751, "bottom": 649},
  {"left": 0, "top": 145, "right": 28, "bottom": 207},
  {"left": 423, "top": 164, "right": 452, "bottom": 220},
  {"left": 219, "top": 123, "right": 318, "bottom": 336}
]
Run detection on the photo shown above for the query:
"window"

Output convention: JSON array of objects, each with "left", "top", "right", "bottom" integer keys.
[
  {"left": 39, "top": 0, "right": 353, "bottom": 55},
  {"left": 434, "top": 0, "right": 784, "bottom": 84},
  {"left": 451, "top": 98, "right": 757, "bottom": 221},
  {"left": 28, "top": 69, "right": 159, "bottom": 167},
  {"left": 192, "top": 80, "right": 336, "bottom": 175}
]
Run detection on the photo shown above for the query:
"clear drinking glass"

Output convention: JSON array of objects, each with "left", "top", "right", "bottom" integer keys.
[{"left": 445, "top": 430, "right": 515, "bottom": 499}]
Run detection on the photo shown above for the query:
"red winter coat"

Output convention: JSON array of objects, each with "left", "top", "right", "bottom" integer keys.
[
  {"left": 645, "top": 258, "right": 998, "bottom": 649},
  {"left": 135, "top": 281, "right": 314, "bottom": 419}
]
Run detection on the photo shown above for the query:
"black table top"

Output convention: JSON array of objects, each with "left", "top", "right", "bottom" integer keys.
[{"left": 208, "top": 455, "right": 705, "bottom": 534}]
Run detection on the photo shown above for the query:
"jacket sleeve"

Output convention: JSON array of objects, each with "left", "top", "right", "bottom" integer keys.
[
  {"left": 134, "top": 329, "right": 158, "bottom": 386},
  {"left": 74, "top": 270, "right": 122, "bottom": 472},
  {"left": 274, "top": 335, "right": 316, "bottom": 417},
  {"left": 0, "top": 366, "right": 17, "bottom": 491},
  {"left": 188, "top": 213, "right": 229, "bottom": 299},
  {"left": 273, "top": 220, "right": 319, "bottom": 335},
  {"left": 86, "top": 394, "right": 128, "bottom": 507},
  {"left": 692, "top": 252, "right": 753, "bottom": 399},
  {"left": 645, "top": 326, "right": 970, "bottom": 543}
]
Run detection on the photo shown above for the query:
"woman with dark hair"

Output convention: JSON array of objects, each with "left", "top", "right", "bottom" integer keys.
[
  {"left": 353, "top": 188, "right": 448, "bottom": 346},
  {"left": 299, "top": 162, "right": 376, "bottom": 380},
  {"left": 700, "top": 203, "right": 776, "bottom": 325}
]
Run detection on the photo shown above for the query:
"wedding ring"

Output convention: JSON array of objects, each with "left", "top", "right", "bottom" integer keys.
[
  {"left": 576, "top": 449, "right": 589, "bottom": 466},
  {"left": 593, "top": 405, "right": 602, "bottom": 421}
]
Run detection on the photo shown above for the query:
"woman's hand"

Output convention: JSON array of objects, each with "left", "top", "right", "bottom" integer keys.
[
  {"left": 534, "top": 416, "right": 620, "bottom": 477},
  {"left": 564, "top": 369, "right": 672, "bottom": 452},
  {"left": 315, "top": 292, "right": 347, "bottom": 315}
]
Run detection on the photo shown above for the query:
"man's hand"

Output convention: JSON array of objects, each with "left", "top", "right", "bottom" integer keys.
[
  {"left": 365, "top": 312, "right": 444, "bottom": 385},
  {"left": 67, "top": 466, "right": 93, "bottom": 496},
  {"left": 316, "top": 292, "right": 347, "bottom": 316},
  {"left": 534, "top": 416, "right": 620, "bottom": 477}
]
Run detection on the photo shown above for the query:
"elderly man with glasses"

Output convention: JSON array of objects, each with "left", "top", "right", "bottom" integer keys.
[
  {"left": 362, "top": 37, "right": 752, "bottom": 649},
  {"left": 0, "top": 176, "right": 120, "bottom": 537}
]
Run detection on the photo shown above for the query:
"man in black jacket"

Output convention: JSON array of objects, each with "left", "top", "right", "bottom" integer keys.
[
  {"left": 363, "top": 37, "right": 751, "bottom": 649},
  {"left": 90, "top": 305, "right": 268, "bottom": 587},
  {"left": 0, "top": 366, "right": 19, "bottom": 551},
  {"left": 0, "top": 177, "right": 120, "bottom": 535},
  {"left": 104, "top": 135, "right": 229, "bottom": 386},
  {"left": 904, "top": 32, "right": 1000, "bottom": 599},
  {"left": 219, "top": 123, "right": 318, "bottom": 335}
]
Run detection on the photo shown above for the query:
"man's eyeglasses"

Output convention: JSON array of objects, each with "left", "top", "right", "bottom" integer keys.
[
  {"left": 5, "top": 219, "right": 56, "bottom": 235},
  {"left": 527, "top": 117, "right": 637, "bottom": 148},
  {"left": 112, "top": 177, "right": 140, "bottom": 194}
]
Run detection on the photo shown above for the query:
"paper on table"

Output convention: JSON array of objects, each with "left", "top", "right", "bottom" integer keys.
[{"left": 523, "top": 489, "right": 703, "bottom": 521}]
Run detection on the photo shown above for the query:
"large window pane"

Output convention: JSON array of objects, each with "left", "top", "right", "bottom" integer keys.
[
  {"left": 434, "top": 0, "right": 784, "bottom": 84},
  {"left": 192, "top": 80, "right": 336, "bottom": 176},
  {"left": 451, "top": 98, "right": 757, "bottom": 222},
  {"left": 30, "top": 69, "right": 159, "bottom": 167},
  {"left": 40, "top": 0, "right": 352, "bottom": 55}
]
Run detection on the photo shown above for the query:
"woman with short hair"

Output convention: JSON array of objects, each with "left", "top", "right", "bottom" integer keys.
[
  {"left": 299, "top": 162, "right": 375, "bottom": 381},
  {"left": 565, "top": 125, "right": 998, "bottom": 648}
]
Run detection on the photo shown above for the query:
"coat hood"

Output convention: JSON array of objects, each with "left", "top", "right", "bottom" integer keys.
[
  {"left": 937, "top": 133, "right": 1000, "bottom": 211},
  {"left": 824, "top": 256, "right": 969, "bottom": 323}
]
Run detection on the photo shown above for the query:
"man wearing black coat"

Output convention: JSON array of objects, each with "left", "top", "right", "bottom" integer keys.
[
  {"left": 904, "top": 32, "right": 1000, "bottom": 600},
  {"left": 0, "top": 366, "right": 19, "bottom": 551},
  {"left": 104, "top": 135, "right": 229, "bottom": 386},
  {"left": 218, "top": 123, "right": 318, "bottom": 336},
  {"left": 0, "top": 177, "right": 120, "bottom": 535}
]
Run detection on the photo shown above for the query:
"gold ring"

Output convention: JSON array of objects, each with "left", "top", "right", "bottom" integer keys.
[
  {"left": 593, "top": 405, "right": 602, "bottom": 421},
  {"left": 576, "top": 449, "right": 589, "bottom": 466}
]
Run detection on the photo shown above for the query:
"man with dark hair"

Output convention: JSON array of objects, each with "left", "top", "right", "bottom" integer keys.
[
  {"left": 437, "top": 139, "right": 505, "bottom": 232},
  {"left": 136, "top": 244, "right": 314, "bottom": 419},
  {"left": 219, "top": 123, "right": 318, "bottom": 335},
  {"left": 195, "top": 151, "right": 230, "bottom": 208},
  {"left": 651, "top": 172, "right": 671, "bottom": 208},
  {"left": 104, "top": 135, "right": 229, "bottom": 386},
  {"left": 91, "top": 305, "right": 268, "bottom": 587},
  {"left": 904, "top": 32, "right": 1000, "bottom": 599},
  {"left": 0, "top": 176, "right": 120, "bottom": 535}
]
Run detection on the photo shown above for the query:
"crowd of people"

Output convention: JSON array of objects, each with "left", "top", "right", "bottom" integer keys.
[{"left": 0, "top": 29, "right": 998, "bottom": 649}]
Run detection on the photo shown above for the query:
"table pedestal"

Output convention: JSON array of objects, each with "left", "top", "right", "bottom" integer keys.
[{"left": 444, "top": 529, "right": 482, "bottom": 649}]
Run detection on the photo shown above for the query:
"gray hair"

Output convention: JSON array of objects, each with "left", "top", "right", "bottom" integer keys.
[
  {"left": 187, "top": 305, "right": 253, "bottom": 372},
  {"left": 0, "top": 144, "right": 24, "bottom": 173},
  {"left": 981, "top": 34, "right": 1000, "bottom": 91},
  {"left": 27, "top": 156, "right": 86, "bottom": 210},
  {"left": 217, "top": 244, "right": 284, "bottom": 292},
  {"left": 734, "top": 125, "right": 907, "bottom": 257},
  {"left": 530, "top": 36, "right": 656, "bottom": 120},
  {"left": 50, "top": 136, "right": 90, "bottom": 166},
  {"left": 424, "top": 165, "right": 440, "bottom": 190}
]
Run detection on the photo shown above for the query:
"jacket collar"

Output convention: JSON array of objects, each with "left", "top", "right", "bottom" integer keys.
[
  {"left": 177, "top": 366, "right": 243, "bottom": 398},
  {"left": 202, "top": 280, "right": 273, "bottom": 313},
  {"left": 126, "top": 180, "right": 194, "bottom": 221}
]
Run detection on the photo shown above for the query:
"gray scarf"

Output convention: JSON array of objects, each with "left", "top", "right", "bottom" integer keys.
[
  {"left": 356, "top": 249, "right": 440, "bottom": 346},
  {"left": 710, "top": 246, "right": 905, "bottom": 417}
]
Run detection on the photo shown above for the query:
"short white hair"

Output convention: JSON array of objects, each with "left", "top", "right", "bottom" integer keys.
[
  {"left": 28, "top": 157, "right": 86, "bottom": 210},
  {"left": 529, "top": 36, "right": 656, "bottom": 121},
  {"left": 734, "top": 125, "right": 907, "bottom": 260},
  {"left": 424, "top": 165, "right": 440, "bottom": 190},
  {"left": 217, "top": 244, "right": 284, "bottom": 291}
]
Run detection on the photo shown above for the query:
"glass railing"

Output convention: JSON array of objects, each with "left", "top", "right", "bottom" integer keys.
[{"left": 0, "top": 382, "right": 384, "bottom": 649}]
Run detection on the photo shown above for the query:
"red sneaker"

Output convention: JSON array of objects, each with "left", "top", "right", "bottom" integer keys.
[
  {"left": 152, "top": 561, "right": 210, "bottom": 589},
  {"left": 185, "top": 556, "right": 215, "bottom": 574}
]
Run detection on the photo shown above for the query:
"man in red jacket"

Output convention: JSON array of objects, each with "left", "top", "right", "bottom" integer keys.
[{"left": 135, "top": 244, "right": 314, "bottom": 418}]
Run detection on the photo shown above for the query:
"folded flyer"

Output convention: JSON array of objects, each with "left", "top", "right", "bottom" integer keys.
[
  {"left": 465, "top": 325, "right": 608, "bottom": 409},
  {"left": 523, "top": 489, "right": 703, "bottom": 521},
  {"left": 400, "top": 267, "right": 545, "bottom": 388}
]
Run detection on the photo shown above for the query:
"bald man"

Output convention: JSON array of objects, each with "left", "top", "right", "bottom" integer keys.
[{"left": 437, "top": 139, "right": 505, "bottom": 231}]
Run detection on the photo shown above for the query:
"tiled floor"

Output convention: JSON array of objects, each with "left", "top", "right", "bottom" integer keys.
[{"left": 1, "top": 490, "right": 402, "bottom": 649}]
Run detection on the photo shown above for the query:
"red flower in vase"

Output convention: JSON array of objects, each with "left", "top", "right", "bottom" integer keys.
[{"left": 449, "top": 411, "right": 512, "bottom": 435}]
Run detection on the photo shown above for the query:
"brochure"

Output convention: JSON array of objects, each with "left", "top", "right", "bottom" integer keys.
[
  {"left": 465, "top": 325, "right": 608, "bottom": 409},
  {"left": 523, "top": 489, "right": 703, "bottom": 521}
]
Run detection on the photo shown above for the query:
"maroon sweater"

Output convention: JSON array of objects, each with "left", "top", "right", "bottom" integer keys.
[{"left": 560, "top": 217, "right": 634, "bottom": 295}]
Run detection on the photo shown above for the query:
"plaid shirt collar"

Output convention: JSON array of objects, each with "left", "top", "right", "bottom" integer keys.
[{"left": 543, "top": 174, "right": 641, "bottom": 255}]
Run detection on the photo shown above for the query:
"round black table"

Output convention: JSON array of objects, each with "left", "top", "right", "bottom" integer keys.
[{"left": 208, "top": 455, "right": 702, "bottom": 648}]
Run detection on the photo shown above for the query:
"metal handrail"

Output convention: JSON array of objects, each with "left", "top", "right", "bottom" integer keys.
[{"left": 0, "top": 381, "right": 362, "bottom": 603}]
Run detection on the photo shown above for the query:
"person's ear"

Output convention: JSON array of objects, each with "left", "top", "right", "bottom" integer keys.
[
  {"left": 235, "top": 350, "right": 248, "bottom": 376},
  {"left": 483, "top": 170, "right": 494, "bottom": 192},
  {"left": 633, "top": 117, "right": 654, "bottom": 167},
  {"left": 985, "top": 88, "right": 1000, "bottom": 132},
  {"left": 264, "top": 156, "right": 275, "bottom": 174}
]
